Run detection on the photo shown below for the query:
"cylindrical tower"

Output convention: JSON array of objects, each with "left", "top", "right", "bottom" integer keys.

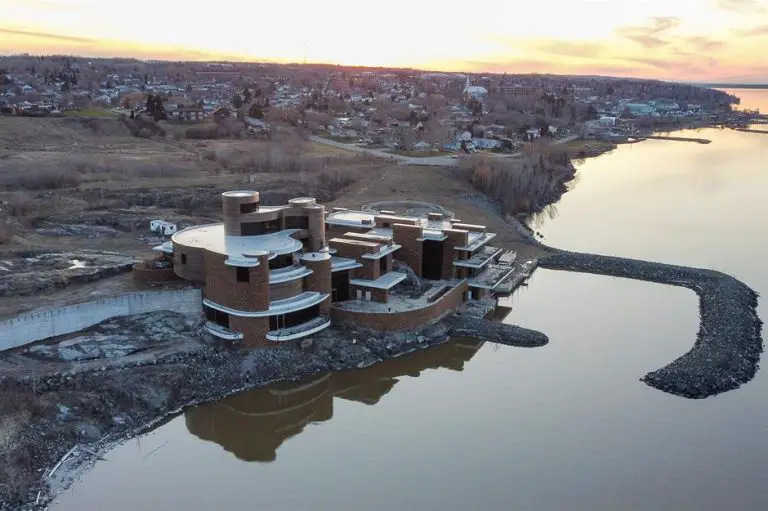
[
  {"left": 301, "top": 251, "right": 332, "bottom": 314},
  {"left": 222, "top": 190, "right": 260, "bottom": 236},
  {"left": 306, "top": 205, "right": 326, "bottom": 251}
]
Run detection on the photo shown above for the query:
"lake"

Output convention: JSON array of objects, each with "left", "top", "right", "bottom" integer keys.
[{"left": 53, "top": 92, "right": 768, "bottom": 511}]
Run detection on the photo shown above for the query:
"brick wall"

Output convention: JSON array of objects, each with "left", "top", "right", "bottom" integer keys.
[
  {"left": 392, "top": 223, "right": 423, "bottom": 276},
  {"left": 441, "top": 229, "right": 469, "bottom": 280},
  {"left": 229, "top": 315, "right": 271, "bottom": 348},
  {"left": 358, "top": 259, "right": 380, "bottom": 281},
  {"left": 204, "top": 252, "right": 269, "bottom": 311},
  {"left": 329, "top": 239, "right": 377, "bottom": 260},
  {"left": 304, "top": 257, "right": 332, "bottom": 313},
  {"left": 269, "top": 279, "right": 305, "bottom": 301},
  {"left": 349, "top": 285, "right": 388, "bottom": 303},
  {"left": 331, "top": 281, "right": 468, "bottom": 331},
  {"left": 326, "top": 224, "right": 370, "bottom": 240},
  {"left": 173, "top": 244, "right": 206, "bottom": 283},
  {"left": 132, "top": 263, "right": 181, "bottom": 285}
]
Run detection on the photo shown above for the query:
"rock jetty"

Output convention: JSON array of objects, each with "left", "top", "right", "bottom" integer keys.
[{"left": 539, "top": 249, "right": 763, "bottom": 399}]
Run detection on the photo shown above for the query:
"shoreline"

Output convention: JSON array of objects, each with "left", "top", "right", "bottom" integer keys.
[
  {"left": 0, "top": 311, "right": 547, "bottom": 510},
  {"left": 2, "top": 136, "right": 765, "bottom": 507}
]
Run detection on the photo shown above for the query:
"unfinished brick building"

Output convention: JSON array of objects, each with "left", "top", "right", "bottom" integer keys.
[{"left": 158, "top": 191, "right": 518, "bottom": 347}]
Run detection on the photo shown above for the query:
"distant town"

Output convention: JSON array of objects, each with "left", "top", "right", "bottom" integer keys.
[{"left": 0, "top": 55, "right": 762, "bottom": 159}]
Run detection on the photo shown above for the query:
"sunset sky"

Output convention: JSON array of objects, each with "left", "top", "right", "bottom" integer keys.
[{"left": 2, "top": 0, "right": 768, "bottom": 82}]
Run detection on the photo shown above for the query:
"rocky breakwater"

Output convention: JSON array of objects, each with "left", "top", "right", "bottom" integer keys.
[
  {"left": 539, "top": 250, "right": 763, "bottom": 399},
  {"left": 447, "top": 315, "right": 548, "bottom": 347}
]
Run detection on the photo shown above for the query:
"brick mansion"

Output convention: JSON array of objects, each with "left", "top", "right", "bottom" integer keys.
[{"left": 151, "top": 191, "right": 523, "bottom": 347}]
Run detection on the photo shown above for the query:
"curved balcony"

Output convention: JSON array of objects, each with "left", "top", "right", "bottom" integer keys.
[
  {"left": 270, "top": 265, "right": 313, "bottom": 284},
  {"left": 204, "top": 321, "right": 244, "bottom": 341},
  {"left": 266, "top": 315, "right": 331, "bottom": 342}
]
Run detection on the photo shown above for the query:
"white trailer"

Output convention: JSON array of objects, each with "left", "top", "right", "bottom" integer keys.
[{"left": 150, "top": 220, "right": 177, "bottom": 236}]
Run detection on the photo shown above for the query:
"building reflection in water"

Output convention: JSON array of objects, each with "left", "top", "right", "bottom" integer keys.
[{"left": 185, "top": 338, "right": 484, "bottom": 462}]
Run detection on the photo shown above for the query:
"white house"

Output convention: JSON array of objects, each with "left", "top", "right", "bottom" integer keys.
[
  {"left": 150, "top": 220, "right": 177, "bottom": 236},
  {"left": 473, "top": 138, "right": 501, "bottom": 150},
  {"left": 598, "top": 116, "right": 617, "bottom": 127},
  {"left": 463, "top": 78, "right": 488, "bottom": 100},
  {"left": 524, "top": 128, "right": 541, "bottom": 141}
]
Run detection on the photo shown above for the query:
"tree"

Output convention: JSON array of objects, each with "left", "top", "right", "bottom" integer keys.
[
  {"left": 152, "top": 95, "right": 165, "bottom": 120},
  {"left": 232, "top": 93, "right": 243, "bottom": 109},
  {"left": 248, "top": 103, "right": 264, "bottom": 119},
  {"left": 396, "top": 126, "right": 416, "bottom": 151},
  {"left": 60, "top": 80, "right": 71, "bottom": 93},
  {"left": 423, "top": 119, "right": 451, "bottom": 146},
  {"left": 242, "top": 87, "right": 252, "bottom": 104}
]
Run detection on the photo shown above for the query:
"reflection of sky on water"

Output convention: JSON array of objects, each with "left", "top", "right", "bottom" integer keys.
[{"left": 54, "top": 93, "right": 768, "bottom": 511}]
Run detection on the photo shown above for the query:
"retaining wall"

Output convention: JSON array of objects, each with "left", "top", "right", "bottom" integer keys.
[
  {"left": 0, "top": 289, "right": 202, "bottom": 351},
  {"left": 330, "top": 281, "right": 468, "bottom": 332}
]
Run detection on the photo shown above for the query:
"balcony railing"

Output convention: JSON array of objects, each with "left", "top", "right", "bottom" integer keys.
[
  {"left": 204, "top": 321, "right": 244, "bottom": 341},
  {"left": 266, "top": 315, "right": 331, "bottom": 342}
]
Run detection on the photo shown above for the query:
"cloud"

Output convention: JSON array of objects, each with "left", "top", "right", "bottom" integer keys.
[
  {"left": 529, "top": 41, "right": 607, "bottom": 59},
  {"left": 616, "top": 16, "right": 681, "bottom": 48},
  {"left": 679, "top": 36, "right": 726, "bottom": 51},
  {"left": 0, "top": 27, "right": 92, "bottom": 44},
  {"left": 734, "top": 24, "right": 768, "bottom": 36},
  {"left": 716, "top": 0, "right": 766, "bottom": 12}
]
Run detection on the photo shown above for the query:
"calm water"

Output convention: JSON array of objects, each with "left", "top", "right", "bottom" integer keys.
[
  {"left": 54, "top": 92, "right": 768, "bottom": 511},
  {"left": 721, "top": 88, "right": 768, "bottom": 112}
]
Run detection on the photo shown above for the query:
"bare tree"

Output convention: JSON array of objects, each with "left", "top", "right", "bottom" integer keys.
[
  {"left": 396, "top": 126, "right": 416, "bottom": 151},
  {"left": 423, "top": 119, "right": 451, "bottom": 146}
]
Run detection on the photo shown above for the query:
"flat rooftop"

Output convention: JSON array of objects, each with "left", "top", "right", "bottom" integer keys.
[
  {"left": 350, "top": 271, "right": 407, "bottom": 290},
  {"left": 326, "top": 210, "right": 463, "bottom": 233},
  {"left": 172, "top": 224, "right": 303, "bottom": 263},
  {"left": 456, "top": 232, "right": 496, "bottom": 252}
]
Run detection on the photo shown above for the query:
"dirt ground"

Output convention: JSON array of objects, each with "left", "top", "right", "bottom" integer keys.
[{"left": 0, "top": 115, "right": 546, "bottom": 270}]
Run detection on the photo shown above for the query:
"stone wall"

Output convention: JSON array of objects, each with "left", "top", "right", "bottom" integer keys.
[
  {"left": 330, "top": 281, "right": 468, "bottom": 332},
  {"left": 0, "top": 289, "right": 202, "bottom": 351}
]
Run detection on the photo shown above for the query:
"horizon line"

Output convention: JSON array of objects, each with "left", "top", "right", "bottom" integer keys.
[{"left": 1, "top": 52, "right": 767, "bottom": 87}]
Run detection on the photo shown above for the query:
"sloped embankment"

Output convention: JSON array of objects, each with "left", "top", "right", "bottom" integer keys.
[{"left": 539, "top": 250, "right": 763, "bottom": 399}]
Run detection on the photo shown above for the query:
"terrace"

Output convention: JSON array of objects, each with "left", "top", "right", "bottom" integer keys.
[
  {"left": 469, "top": 264, "right": 516, "bottom": 290},
  {"left": 454, "top": 246, "right": 504, "bottom": 269}
]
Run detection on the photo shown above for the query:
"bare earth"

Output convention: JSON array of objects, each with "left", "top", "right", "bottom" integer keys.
[{"left": 0, "top": 115, "right": 545, "bottom": 317}]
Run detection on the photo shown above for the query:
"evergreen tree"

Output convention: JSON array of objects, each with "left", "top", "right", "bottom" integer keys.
[{"left": 249, "top": 104, "right": 264, "bottom": 119}]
